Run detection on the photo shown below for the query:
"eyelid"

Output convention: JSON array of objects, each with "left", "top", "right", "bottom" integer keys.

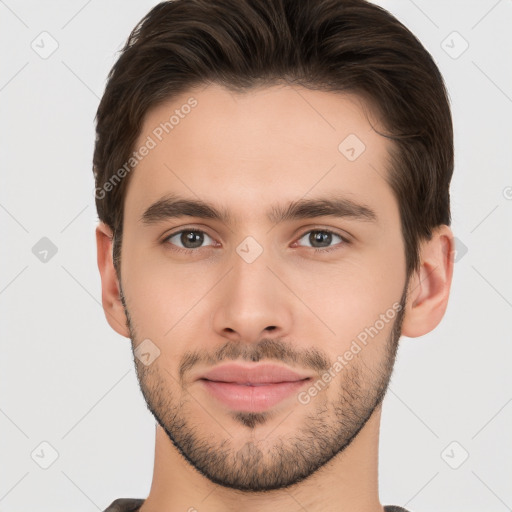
[{"left": 162, "top": 224, "right": 215, "bottom": 241}]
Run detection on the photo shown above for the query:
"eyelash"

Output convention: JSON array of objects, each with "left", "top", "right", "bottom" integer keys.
[{"left": 162, "top": 228, "right": 350, "bottom": 255}]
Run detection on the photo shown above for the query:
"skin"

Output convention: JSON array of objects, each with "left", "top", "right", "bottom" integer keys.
[{"left": 96, "top": 83, "right": 454, "bottom": 512}]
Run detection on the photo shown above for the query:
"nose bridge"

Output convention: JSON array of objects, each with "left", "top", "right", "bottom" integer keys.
[
  {"left": 228, "top": 237, "right": 277, "bottom": 311},
  {"left": 211, "top": 235, "right": 292, "bottom": 340}
]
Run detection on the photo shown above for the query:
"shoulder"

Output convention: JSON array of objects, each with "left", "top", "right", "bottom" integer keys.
[
  {"left": 101, "top": 499, "right": 409, "bottom": 512},
  {"left": 103, "top": 498, "right": 145, "bottom": 512}
]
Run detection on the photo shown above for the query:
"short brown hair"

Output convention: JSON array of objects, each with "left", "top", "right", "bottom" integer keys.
[{"left": 93, "top": 0, "right": 453, "bottom": 281}]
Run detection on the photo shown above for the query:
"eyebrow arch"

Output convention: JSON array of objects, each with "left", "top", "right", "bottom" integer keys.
[{"left": 140, "top": 193, "right": 378, "bottom": 226}]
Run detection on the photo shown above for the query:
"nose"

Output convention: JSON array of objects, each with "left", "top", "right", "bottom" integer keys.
[{"left": 211, "top": 246, "right": 293, "bottom": 344}]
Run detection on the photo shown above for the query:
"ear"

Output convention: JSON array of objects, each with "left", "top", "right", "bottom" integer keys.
[
  {"left": 95, "top": 222, "right": 131, "bottom": 338},
  {"left": 401, "top": 225, "right": 455, "bottom": 338}
]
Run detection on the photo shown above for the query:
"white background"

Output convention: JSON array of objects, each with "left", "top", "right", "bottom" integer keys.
[{"left": 1, "top": 1, "right": 511, "bottom": 511}]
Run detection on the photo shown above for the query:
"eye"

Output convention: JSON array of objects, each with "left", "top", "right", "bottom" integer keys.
[
  {"left": 294, "top": 229, "right": 349, "bottom": 253},
  {"left": 163, "top": 229, "right": 216, "bottom": 253},
  {"left": 162, "top": 227, "right": 350, "bottom": 255}
]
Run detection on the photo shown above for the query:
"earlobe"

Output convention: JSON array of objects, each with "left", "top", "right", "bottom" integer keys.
[
  {"left": 401, "top": 225, "right": 455, "bottom": 338},
  {"left": 95, "top": 222, "right": 131, "bottom": 338}
]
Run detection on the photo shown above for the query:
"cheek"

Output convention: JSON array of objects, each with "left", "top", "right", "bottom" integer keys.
[
  {"left": 299, "top": 278, "right": 390, "bottom": 358},
  {"left": 122, "top": 246, "right": 217, "bottom": 338},
  {"left": 290, "top": 249, "right": 404, "bottom": 355}
]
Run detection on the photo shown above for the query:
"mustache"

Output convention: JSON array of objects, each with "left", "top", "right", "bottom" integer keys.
[{"left": 178, "top": 338, "right": 331, "bottom": 384}]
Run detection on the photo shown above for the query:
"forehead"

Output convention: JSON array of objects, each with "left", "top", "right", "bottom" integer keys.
[{"left": 124, "top": 83, "right": 397, "bottom": 228}]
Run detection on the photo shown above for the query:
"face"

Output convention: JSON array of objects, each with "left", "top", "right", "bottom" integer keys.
[{"left": 118, "top": 83, "right": 408, "bottom": 491}]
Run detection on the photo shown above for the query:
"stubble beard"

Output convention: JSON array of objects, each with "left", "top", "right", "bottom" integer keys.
[{"left": 120, "top": 284, "right": 407, "bottom": 492}]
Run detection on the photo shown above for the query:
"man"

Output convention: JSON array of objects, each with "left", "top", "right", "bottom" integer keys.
[{"left": 93, "top": 0, "right": 454, "bottom": 510}]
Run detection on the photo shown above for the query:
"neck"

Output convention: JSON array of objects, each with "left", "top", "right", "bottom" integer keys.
[{"left": 139, "top": 405, "right": 385, "bottom": 512}]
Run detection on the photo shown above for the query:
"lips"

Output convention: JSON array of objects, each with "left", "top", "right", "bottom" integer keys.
[{"left": 196, "top": 363, "right": 312, "bottom": 412}]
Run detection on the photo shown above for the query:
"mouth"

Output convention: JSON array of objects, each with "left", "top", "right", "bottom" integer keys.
[{"left": 194, "top": 362, "right": 314, "bottom": 412}]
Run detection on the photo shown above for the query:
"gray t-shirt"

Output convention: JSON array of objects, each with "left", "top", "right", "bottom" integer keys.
[{"left": 103, "top": 498, "right": 411, "bottom": 511}]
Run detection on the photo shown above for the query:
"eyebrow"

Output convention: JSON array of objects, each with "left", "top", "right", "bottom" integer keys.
[{"left": 140, "top": 193, "right": 378, "bottom": 226}]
